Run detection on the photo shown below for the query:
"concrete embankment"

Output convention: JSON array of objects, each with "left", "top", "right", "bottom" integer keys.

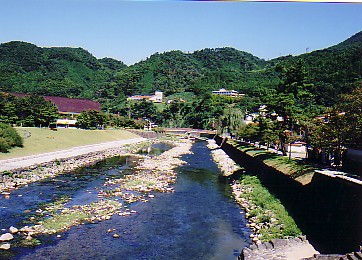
[
  {"left": 207, "top": 139, "right": 319, "bottom": 260},
  {"left": 215, "top": 137, "right": 362, "bottom": 255}
]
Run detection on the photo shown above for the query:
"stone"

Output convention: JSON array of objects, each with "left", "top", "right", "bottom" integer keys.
[
  {"left": 298, "top": 235, "right": 307, "bottom": 241},
  {"left": 9, "top": 226, "right": 18, "bottom": 234},
  {"left": 249, "top": 244, "right": 258, "bottom": 250},
  {"left": 0, "top": 233, "right": 13, "bottom": 242},
  {"left": 256, "top": 242, "right": 267, "bottom": 250},
  {"left": 270, "top": 238, "right": 288, "bottom": 247},
  {"left": 0, "top": 243, "right": 11, "bottom": 250},
  {"left": 265, "top": 242, "right": 274, "bottom": 249}
]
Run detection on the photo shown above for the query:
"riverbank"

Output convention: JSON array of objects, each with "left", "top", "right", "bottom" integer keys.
[
  {"left": 0, "top": 137, "right": 194, "bottom": 252},
  {"left": 207, "top": 140, "right": 301, "bottom": 243},
  {"left": 1, "top": 128, "right": 140, "bottom": 160},
  {"left": 207, "top": 139, "right": 319, "bottom": 259},
  {"left": 214, "top": 137, "right": 362, "bottom": 256},
  {"left": 0, "top": 138, "right": 147, "bottom": 193}
]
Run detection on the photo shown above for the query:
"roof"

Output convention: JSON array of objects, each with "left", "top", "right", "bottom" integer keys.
[
  {"left": 2, "top": 92, "right": 101, "bottom": 113},
  {"left": 44, "top": 96, "right": 101, "bottom": 113}
]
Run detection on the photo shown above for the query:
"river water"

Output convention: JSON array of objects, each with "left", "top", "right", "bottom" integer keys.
[{"left": 1, "top": 141, "right": 251, "bottom": 259}]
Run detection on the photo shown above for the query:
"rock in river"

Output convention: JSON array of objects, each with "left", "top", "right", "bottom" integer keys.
[
  {"left": 9, "top": 226, "right": 18, "bottom": 234},
  {"left": 0, "top": 243, "right": 11, "bottom": 250},
  {"left": 0, "top": 233, "right": 13, "bottom": 242}
]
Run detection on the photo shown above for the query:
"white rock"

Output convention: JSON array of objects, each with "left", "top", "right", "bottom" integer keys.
[
  {"left": 0, "top": 233, "right": 13, "bottom": 242},
  {"left": 9, "top": 226, "right": 18, "bottom": 234},
  {"left": 0, "top": 243, "right": 11, "bottom": 250}
]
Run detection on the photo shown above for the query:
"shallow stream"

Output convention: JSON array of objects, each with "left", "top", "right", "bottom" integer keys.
[{"left": 1, "top": 141, "right": 250, "bottom": 259}]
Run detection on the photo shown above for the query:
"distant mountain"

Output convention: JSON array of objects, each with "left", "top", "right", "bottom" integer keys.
[
  {"left": 114, "top": 48, "right": 268, "bottom": 97},
  {"left": 0, "top": 41, "right": 119, "bottom": 98},
  {"left": 270, "top": 31, "right": 362, "bottom": 105},
  {"left": 0, "top": 31, "right": 361, "bottom": 110},
  {"left": 334, "top": 31, "right": 362, "bottom": 48}
]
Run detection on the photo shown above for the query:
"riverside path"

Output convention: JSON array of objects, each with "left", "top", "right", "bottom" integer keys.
[{"left": 0, "top": 137, "right": 146, "bottom": 172}]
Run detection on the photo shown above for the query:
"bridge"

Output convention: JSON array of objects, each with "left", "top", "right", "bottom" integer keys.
[{"left": 163, "top": 128, "right": 217, "bottom": 139}]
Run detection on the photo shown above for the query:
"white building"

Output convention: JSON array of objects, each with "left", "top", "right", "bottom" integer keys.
[
  {"left": 212, "top": 88, "right": 244, "bottom": 97},
  {"left": 127, "top": 91, "right": 163, "bottom": 103}
]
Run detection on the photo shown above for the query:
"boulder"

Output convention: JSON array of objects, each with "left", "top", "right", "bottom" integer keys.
[
  {"left": 0, "top": 233, "right": 13, "bottom": 242},
  {"left": 9, "top": 226, "right": 18, "bottom": 234},
  {"left": 0, "top": 243, "right": 11, "bottom": 250}
]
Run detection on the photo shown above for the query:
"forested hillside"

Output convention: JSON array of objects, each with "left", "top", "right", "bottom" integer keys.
[
  {"left": 0, "top": 41, "right": 122, "bottom": 99},
  {"left": 0, "top": 31, "right": 361, "bottom": 112}
]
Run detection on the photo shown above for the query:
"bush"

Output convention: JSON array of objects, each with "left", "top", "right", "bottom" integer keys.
[
  {"left": 0, "top": 137, "right": 10, "bottom": 153},
  {"left": 0, "top": 123, "right": 23, "bottom": 152}
]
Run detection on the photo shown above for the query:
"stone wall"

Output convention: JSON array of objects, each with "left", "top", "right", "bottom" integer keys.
[
  {"left": 215, "top": 137, "right": 362, "bottom": 255},
  {"left": 343, "top": 148, "right": 362, "bottom": 177}
]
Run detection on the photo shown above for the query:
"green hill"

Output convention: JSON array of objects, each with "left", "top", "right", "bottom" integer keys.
[
  {"left": 0, "top": 31, "right": 361, "bottom": 111},
  {"left": 0, "top": 41, "right": 122, "bottom": 99}
]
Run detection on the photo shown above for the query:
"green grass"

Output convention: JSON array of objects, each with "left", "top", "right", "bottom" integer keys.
[
  {"left": 239, "top": 175, "right": 302, "bottom": 241},
  {"left": 230, "top": 141, "right": 317, "bottom": 182},
  {"left": 35, "top": 200, "right": 123, "bottom": 234},
  {"left": 0, "top": 127, "right": 140, "bottom": 159}
]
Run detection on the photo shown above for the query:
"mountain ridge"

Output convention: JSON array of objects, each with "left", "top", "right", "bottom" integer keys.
[{"left": 0, "top": 30, "right": 361, "bottom": 110}]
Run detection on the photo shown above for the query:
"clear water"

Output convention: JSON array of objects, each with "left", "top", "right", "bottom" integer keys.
[{"left": 1, "top": 141, "right": 251, "bottom": 259}]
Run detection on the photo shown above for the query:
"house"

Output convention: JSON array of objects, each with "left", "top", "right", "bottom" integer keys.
[
  {"left": 44, "top": 96, "right": 101, "bottom": 128},
  {"left": 3, "top": 92, "right": 101, "bottom": 128},
  {"left": 43, "top": 96, "right": 101, "bottom": 119},
  {"left": 127, "top": 91, "right": 163, "bottom": 103},
  {"left": 212, "top": 88, "right": 244, "bottom": 97}
]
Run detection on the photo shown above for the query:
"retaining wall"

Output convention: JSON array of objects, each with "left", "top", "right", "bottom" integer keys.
[{"left": 215, "top": 137, "right": 362, "bottom": 254}]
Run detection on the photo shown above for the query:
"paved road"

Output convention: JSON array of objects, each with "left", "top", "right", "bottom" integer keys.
[{"left": 0, "top": 137, "right": 146, "bottom": 172}]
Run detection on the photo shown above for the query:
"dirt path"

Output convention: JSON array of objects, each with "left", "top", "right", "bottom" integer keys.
[{"left": 0, "top": 137, "right": 146, "bottom": 172}]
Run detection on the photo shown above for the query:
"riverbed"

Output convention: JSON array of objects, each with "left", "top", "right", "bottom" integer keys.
[{"left": 1, "top": 141, "right": 251, "bottom": 259}]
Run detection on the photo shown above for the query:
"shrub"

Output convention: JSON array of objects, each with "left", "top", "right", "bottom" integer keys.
[
  {"left": 0, "top": 137, "right": 10, "bottom": 153},
  {"left": 0, "top": 123, "right": 23, "bottom": 152}
]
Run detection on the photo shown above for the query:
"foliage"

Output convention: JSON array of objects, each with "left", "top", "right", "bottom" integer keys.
[
  {"left": 76, "top": 110, "right": 106, "bottom": 129},
  {"left": 308, "top": 87, "right": 362, "bottom": 163},
  {"left": 0, "top": 93, "right": 59, "bottom": 127},
  {"left": 0, "top": 123, "right": 23, "bottom": 152},
  {"left": 238, "top": 174, "right": 302, "bottom": 241}
]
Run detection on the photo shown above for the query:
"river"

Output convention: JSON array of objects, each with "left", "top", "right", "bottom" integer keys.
[{"left": 0, "top": 141, "right": 251, "bottom": 259}]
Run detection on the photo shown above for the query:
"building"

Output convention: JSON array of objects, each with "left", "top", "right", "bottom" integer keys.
[
  {"left": 127, "top": 91, "right": 163, "bottom": 103},
  {"left": 212, "top": 88, "right": 244, "bottom": 97},
  {"left": 44, "top": 96, "right": 101, "bottom": 128},
  {"left": 43, "top": 96, "right": 101, "bottom": 119},
  {"left": 3, "top": 92, "right": 101, "bottom": 128}
]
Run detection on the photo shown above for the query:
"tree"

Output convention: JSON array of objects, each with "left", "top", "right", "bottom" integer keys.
[
  {"left": 236, "top": 123, "right": 259, "bottom": 143},
  {"left": 76, "top": 110, "right": 105, "bottom": 129},
  {"left": 0, "top": 123, "right": 23, "bottom": 153}
]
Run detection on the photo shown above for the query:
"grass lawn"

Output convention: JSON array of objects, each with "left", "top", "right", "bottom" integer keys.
[
  {"left": 0, "top": 127, "right": 140, "bottom": 160},
  {"left": 230, "top": 140, "right": 318, "bottom": 185}
]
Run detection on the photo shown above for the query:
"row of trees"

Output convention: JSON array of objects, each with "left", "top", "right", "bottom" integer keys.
[{"left": 0, "top": 94, "right": 59, "bottom": 127}]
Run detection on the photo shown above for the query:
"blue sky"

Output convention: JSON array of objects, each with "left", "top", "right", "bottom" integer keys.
[{"left": 1, "top": 0, "right": 361, "bottom": 65}]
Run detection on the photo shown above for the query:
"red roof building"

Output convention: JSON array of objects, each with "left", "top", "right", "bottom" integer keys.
[
  {"left": 43, "top": 96, "right": 101, "bottom": 114},
  {"left": 2, "top": 92, "right": 101, "bottom": 117}
]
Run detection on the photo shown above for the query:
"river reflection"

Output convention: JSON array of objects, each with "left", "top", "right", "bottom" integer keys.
[{"left": 2, "top": 141, "right": 250, "bottom": 259}]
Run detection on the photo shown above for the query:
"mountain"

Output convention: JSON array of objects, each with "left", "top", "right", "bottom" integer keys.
[
  {"left": 0, "top": 31, "right": 361, "bottom": 110},
  {"left": 0, "top": 41, "right": 119, "bottom": 98},
  {"left": 113, "top": 48, "right": 268, "bottom": 97},
  {"left": 270, "top": 31, "right": 362, "bottom": 105}
]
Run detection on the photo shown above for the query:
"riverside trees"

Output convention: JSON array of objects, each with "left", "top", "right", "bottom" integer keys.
[{"left": 0, "top": 93, "right": 59, "bottom": 127}]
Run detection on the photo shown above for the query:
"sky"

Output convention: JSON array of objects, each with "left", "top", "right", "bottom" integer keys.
[{"left": 1, "top": 0, "right": 361, "bottom": 65}]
